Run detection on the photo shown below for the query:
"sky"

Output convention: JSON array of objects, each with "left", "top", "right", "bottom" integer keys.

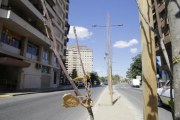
[{"left": 67, "top": 0, "right": 142, "bottom": 77}]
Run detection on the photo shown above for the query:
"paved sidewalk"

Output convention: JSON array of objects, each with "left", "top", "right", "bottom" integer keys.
[{"left": 92, "top": 86, "right": 137, "bottom": 120}]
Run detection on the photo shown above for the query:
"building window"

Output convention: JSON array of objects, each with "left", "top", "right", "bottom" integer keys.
[
  {"left": 42, "top": 66, "right": 49, "bottom": 73},
  {"left": 1, "top": 28, "right": 21, "bottom": 49},
  {"left": 54, "top": 54, "right": 58, "bottom": 66},
  {"left": 54, "top": 55, "right": 57, "bottom": 63},
  {"left": 26, "top": 43, "right": 39, "bottom": 60},
  {"left": 27, "top": 43, "right": 38, "bottom": 55},
  {"left": 43, "top": 49, "right": 50, "bottom": 64}
]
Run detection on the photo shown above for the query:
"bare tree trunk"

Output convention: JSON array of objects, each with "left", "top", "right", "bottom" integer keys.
[
  {"left": 73, "top": 27, "right": 94, "bottom": 120},
  {"left": 167, "top": 0, "right": 180, "bottom": 119}
]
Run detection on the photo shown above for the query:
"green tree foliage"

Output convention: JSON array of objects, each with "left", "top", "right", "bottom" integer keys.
[
  {"left": 71, "top": 69, "right": 77, "bottom": 79},
  {"left": 90, "top": 72, "right": 100, "bottom": 85},
  {"left": 99, "top": 76, "right": 108, "bottom": 82},
  {"left": 112, "top": 74, "right": 120, "bottom": 84},
  {"left": 126, "top": 54, "right": 142, "bottom": 79},
  {"left": 126, "top": 54, "right": 161, "bottom": 80}
]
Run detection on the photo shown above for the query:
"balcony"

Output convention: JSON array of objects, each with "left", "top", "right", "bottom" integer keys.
[
  {"left": 45, "top": 1, "right": 55, "bottom": 18},
  {"left": 65, "top": 8, "right": 69, "bottom": 13},
  {"left": 156, "top": 35, "right": 171, "bottom": 56},
  {"left": 1, "top": 6, "right": 47, "bottom": 38},
  {"left": 57, "top": 0, "right": 65, "bottom": 12},
  {"left": 52, "top": 18, "right": 64, "bottom": 33},
  {"left": 63, "top": 56, "right": 66, "bottom": 60},
  {"left": 55, "top": 35, "right": 63, "bottom": 44},
  {"left": 66, "top": 0, "right": 69, "bottom": 3},
  {"left": 158, "top": 2, "right": 165, "bottom": 13},
  {"left": 0, "top": 8, "right": 51, "bottom": 47},
  {"left": 65, "top": 17, "right": 68, "bottom": 21},
  {"left": 53, "top": 6, "right": 64, "bottom": 23}
]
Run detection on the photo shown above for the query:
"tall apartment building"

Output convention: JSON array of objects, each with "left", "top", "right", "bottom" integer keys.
[
  {"left": 0, "top": 0, "right": 70, "bottom": 91},
  {"left": 65, "top": 45, "right": 93, "bottom": 77},
  {"left": 152, "top": 0, "right": 171, "bottom": 81}
]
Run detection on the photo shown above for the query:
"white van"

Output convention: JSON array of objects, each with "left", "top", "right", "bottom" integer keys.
[{"left": 131, "top": 79, "right": 140, "bottom": 87}]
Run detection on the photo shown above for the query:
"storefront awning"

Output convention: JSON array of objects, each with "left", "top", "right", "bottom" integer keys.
[{"left": 0, "top": 57, "right": 31, "bottom": 67}]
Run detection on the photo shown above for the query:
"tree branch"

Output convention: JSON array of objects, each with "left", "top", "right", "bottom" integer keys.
[
  {"left": 40, "top": 0, "right": 83, "bottom": 100},
  {"left": 73, "top": 27, "right": 94, "bottom": 120}
]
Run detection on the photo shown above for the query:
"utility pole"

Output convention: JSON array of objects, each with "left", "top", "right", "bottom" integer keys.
[
  {"left": 167, "top": 0, "right": 180, "bottom": 119},
  {"left": 139, "top": 0, "right": 158, "bottom": 120},
  {"left": 107, "top": 12, "right": 113, "bottom": 106},
  {"left": 92, "top": 13, "right": 123, "bottom": 106}
]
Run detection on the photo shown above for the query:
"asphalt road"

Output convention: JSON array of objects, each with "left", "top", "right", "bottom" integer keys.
[
  {"left": 114, "top": 83, "right": 173, "bottom": 120},
  {"left": 0, "top": 86, "right": 105, "bottom": 120}
]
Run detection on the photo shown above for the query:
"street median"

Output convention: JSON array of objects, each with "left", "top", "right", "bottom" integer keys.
[{"left": 91, "top": 86, "right": 137, "bottom": 120}]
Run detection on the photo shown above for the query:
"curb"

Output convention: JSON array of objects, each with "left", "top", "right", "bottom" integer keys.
[
  {"left": 0, "top": 95, "right": 13, "bottom": 98},
  {"left": 0, "top": 87, "right": 74, "bottom": 98},
  {"left": 86, "top": 86, "right": 107, "bottom": 120}
]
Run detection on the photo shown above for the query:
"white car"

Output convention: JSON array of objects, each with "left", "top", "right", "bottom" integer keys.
[{"left": 157, "top": 80, "right": 174, "bottom": 107}]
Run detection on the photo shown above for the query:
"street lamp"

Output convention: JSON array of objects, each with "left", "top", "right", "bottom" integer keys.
[
  {"left": 92, "top": 19, "right": 123, "bottom": 105},
  {"left": 92, "top": 24, "right": 123, "bottom": 27}
]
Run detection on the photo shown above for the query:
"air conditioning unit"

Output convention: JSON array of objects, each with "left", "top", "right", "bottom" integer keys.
[{"left": 36, "top": 63, "right": 41, "bottom": 69}]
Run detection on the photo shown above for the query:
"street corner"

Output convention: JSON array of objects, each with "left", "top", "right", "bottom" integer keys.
[{"left": 0, "top": 94, "right": 13, "bottom": 98}]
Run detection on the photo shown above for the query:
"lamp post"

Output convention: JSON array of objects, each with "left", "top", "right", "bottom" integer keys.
[{"left": 92, "top": 12, "right": 123, "bottom": 105}]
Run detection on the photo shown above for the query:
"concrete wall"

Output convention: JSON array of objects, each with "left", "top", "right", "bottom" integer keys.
[{"left": 22, "top": 62, "right": 41, "bottom": 89}]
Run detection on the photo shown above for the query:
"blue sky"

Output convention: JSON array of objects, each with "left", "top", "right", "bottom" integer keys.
[{"left": 67, "top": 0, "right": 142, "bottom": 77}]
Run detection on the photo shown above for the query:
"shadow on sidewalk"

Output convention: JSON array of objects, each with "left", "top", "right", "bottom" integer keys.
[{"left": 113, "top": 96, "right": 121, "bottom": 105}]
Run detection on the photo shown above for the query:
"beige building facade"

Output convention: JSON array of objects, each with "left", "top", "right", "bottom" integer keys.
[
  {"left": 152, "top": 0, "right": 171, "bottom": 81},
  {"left": 65, "top": 45, "right": 93, "bottom": 77},
  {"left": 0, "top": 0, "right": 70, "bottom": 91}
]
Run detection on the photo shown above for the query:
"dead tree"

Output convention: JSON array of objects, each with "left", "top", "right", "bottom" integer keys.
[
  {"left": 40, "top": 0, "right": 94, "bottom": 120},
  {"left": 74, "top": 27, "right": 94, "bottom": 120}
]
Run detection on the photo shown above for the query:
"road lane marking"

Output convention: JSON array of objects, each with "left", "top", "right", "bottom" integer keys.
[
  {"left": 0, "top": 95, "right": 13, "bottom": 98},
  {"left": 114, "top": 89, "right": 143, "bottom": 120}
]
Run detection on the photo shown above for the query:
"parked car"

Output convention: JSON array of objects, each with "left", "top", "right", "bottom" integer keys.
[
  {"left": 157, "top": 80, "right": 174, "bottom": 107},
  {"left": 157, "top": 80, "right": 166, "bottom": 88},
  {"left": 65, "top": 81, "right": 70, "bottom": 85},
  {"left": 103, "top": 82, "right": 108, "bottom": 85},
  {"left": 77, "top": 82, "right": 84, "bottom": 87}
]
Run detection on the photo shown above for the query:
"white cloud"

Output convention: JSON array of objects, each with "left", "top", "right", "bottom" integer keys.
[
  {"left": 130, "top": 48, "right": 138, "bottom": 53},
  {"left": 113, "top": 39, "right": 138, "bottom": 48},
  {"left": 68, "top": 26, "right": 93, "bottom": 40},
  {"left": 91, "top": 40, "right": 95, "bottom": 43},
  {"left": 96, "top": 69, "right": 100, "bottom": 72}
]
